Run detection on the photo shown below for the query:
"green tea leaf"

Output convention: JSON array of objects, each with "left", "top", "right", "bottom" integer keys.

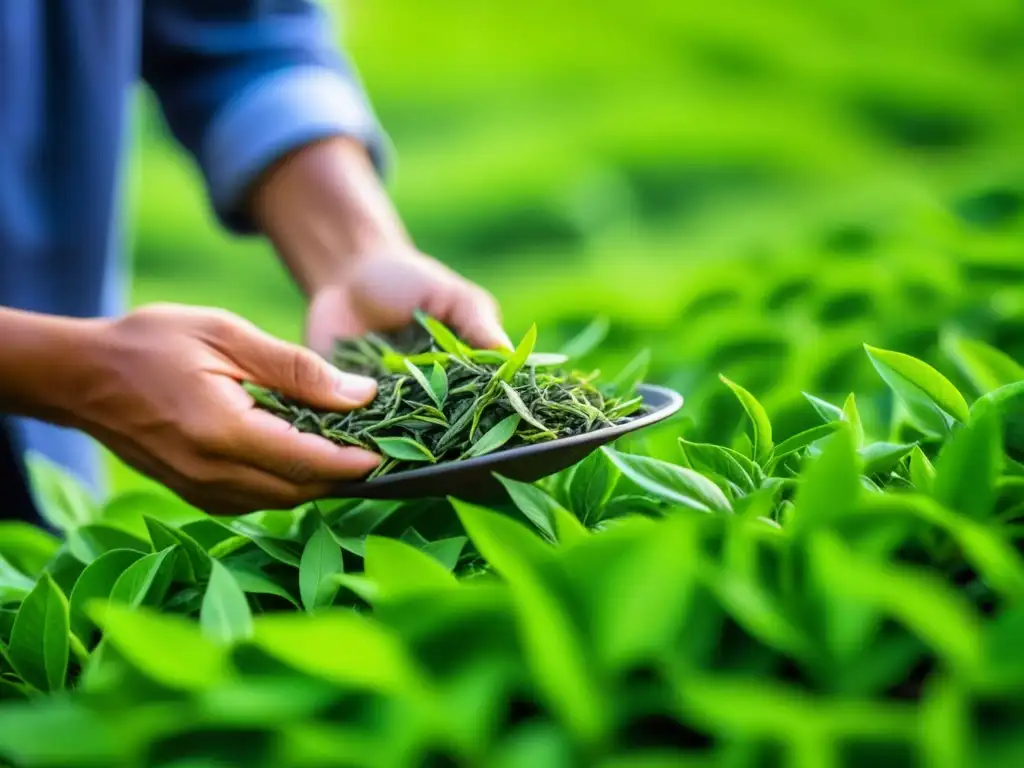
[
  {"left": 464, "top": 414, "right": 521, "bottom": 458},
  {"left": 803, "top": 392, "right": 845, "bottom": 424},
  {"left": 769, "top": 423, "right": 841, "bottom": 463},
  {"left": 494, "top": 475, "right": 558, "bottom": 542},
  {"left": 108, "top": 546, "right": 178, "bottom": 609},
  {"left": 501, "top": 382, "right": 555, "bottom": 435},
  {"left": 679, "top": 439, "right": 757, "bottom": 491},
  {"left": 792, "top": 425, "right": 859, "bottom": 532},
  {"left": 525, "top": 352, "right": 570, "bottom": 367},
  {"left": 66, "top": 524, "right": 148, "bottom": 565},
  {"left": 719, "top": 375, "right": 773, "bottom": 463},
  {"left": 364, "top": 536, "right": 457, "bottom": 600},
  {"left": 842, "top": 393, "right": 865, "bottom": 445},
  {"left": 559, "top": 316, "right": 610, "bottom": 360},
  {"left": 226, "top": 566, "right": 299, "bottom": 608},
  {"left": 604, "top": 449, "right": 732, "bottom": 514},
  {"left": 24, "top": 451, "right": 97, "bottom": 532},
  {"left": 98, "top": 490, "right": 205, "bottom": 539},
  {"left": 864, "top": 344, "right": 970, "bottom": 432},
  {"left": 910, "top": 446, "right": 936, "bottom": 492},
  {"left": 452, "top": 499, "right": 605, "bottom": 745},
  {"left": 0, "top": 554, "right": 35, "bottom": 604},
  {"left": 420, "top": 537, "right": 468, "bottom": 571},
  {"left": 430, "top": 361, "right": 449, "bottom": 406},
  {"left": 414, "top": 310, "right": 466, "bottom": 358},
  {"left": 567, "top": 449, "right": 621, "bottom": 526},
  {"left": 0, "top": 522, "right": 60, "bottom": 577},
  {"left": 405, "top": 359, "right": 443, "bottom": 408},
  {"left": 9, "top": 575, "right": 69, "bottom": 692},
  {"left": 859, "top": 442, "right": 916, "bottom": 476},
  {"left": 254, "top": 612, "right": 420, "bottom": 693},
  {"left": 144, "top": 516, "right": 211, "bottom": 582},
  {"left": 495, "top": 324, "right": 538, "bottom": 383},
  {"left": 934, "top": 402, "right": 1002, "bottom": 519},
  {"left": 89, "top": 602, "right": 229, "bottom": 690},
  {"left": 201, "top": 559, "right": 254, "bottom": 644},
  {"left": 373, "top": 436, "right": 436, "bottom": 463},
  {"left": 299, "top": 522, "right": 344, "bottom": 612},
  {"left": 942, "top": 331, "right": 1024, "bottom": 395},
  {"left": 68, "top": 548, "right": 144, "bottom": 640}
]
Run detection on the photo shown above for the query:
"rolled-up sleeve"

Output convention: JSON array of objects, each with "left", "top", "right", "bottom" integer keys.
[{"left": 141, "top": 0, "right": 388, "bottom": 233}]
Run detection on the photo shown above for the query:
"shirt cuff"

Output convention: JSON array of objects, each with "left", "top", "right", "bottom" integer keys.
[{"left": 201, "top": 65, "right": 391, "bottom": 234}]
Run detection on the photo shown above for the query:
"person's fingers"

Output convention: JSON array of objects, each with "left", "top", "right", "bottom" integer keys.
[
  {"left": 215, "top": 406, "right": 381, "bottom": 483},
  {"left": 444, "top": 283, "right": 513, "bottom": 351},
  {"left": 213, "top": 316, "right": 378, "bottom": 410}
]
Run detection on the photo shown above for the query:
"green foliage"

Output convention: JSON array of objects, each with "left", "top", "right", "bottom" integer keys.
[{"left": 3, "top": 339, "right": 1024, "bottom": 765}]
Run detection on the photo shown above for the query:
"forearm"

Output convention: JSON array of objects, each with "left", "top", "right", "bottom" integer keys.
[
  {"left": 0, "top": 308, "right": 106, "bottom": 425},
  {"left": 249, "top": 137, "right": 409, "bottom": 296}
]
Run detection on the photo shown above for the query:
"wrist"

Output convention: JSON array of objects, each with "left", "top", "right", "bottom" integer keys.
[
  {"left": 0, "top": 308, "right": 112, "bottom": 427},
  {"left": 250, "top": 136, "right": 411, "bottom": 295}
]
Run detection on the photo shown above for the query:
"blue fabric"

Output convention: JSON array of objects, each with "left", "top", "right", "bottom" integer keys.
[{"left": 0, "top": 0, "right": 385, "bottom": 498}]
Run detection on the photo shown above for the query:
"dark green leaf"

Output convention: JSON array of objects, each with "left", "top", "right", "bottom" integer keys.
[
  {"left": 66, "top": 524, "right": 149, "bottom": 565},
  {"left": 567, "top": 449, "right": 620, "bottom": 525},
  {"left": 859, "top": 442, "right": 916, "bottom": 475},
  {"left": 769, "top": 423, "right": 841, "bottom": 463},
  {"left": 299, "top": 521, "right": 344, "bottom": 612},
  {"left": 108, "top": 546, "right": 178, "bottom": 609},
  {"left": 67, "top": 548, "right": 144, "bottom": 640},
  {"left": 934, "top": 402, "right": 1002, "bottom": 519}
]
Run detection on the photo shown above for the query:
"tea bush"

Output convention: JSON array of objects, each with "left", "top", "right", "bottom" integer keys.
[{"left": 3, "top": 334, "right": 1024, "bottom": 767}]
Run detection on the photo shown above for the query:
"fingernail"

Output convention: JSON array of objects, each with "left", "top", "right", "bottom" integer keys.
[{"left": 334, "top": 372, "right": 377, "bottom": 403}]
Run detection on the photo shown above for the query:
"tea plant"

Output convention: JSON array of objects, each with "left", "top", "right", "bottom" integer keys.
[
  {"left": 1, "top": 335, "right": 1024, "bottom": 766},
  {"left": 246, "top": 313, "right": 646, "bottom": 477}
]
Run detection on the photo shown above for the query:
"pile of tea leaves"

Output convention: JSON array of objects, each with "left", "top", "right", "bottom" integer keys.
[{"left": 245, "top": 313, "right": 648, "bottom": 478}]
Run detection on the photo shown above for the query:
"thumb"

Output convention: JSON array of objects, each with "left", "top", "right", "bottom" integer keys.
[{"left": 230, "top": 325, "right": 377, "bottom": 410}]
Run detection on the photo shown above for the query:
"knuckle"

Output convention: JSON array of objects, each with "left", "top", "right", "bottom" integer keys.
[{"left": 279, "top": 457, "right": 317, "bottom": 485}]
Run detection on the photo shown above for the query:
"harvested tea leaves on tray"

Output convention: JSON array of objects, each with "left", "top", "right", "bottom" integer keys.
[{"left": 245, "top": 315, "right": 647, "bottom": 479}]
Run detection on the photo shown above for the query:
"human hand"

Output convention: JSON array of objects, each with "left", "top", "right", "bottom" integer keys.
[
  {"left": 74, "top": 304, "right": 381, "bottom": 514},
  {"left": 305, "top": 247, "right": 512, "bottom": 355}
]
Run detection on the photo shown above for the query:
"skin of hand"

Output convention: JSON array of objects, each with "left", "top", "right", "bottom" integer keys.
[
  {"left": 249, "top": 136, "right": 513, "bottom": 356},
  {"left": 0, "top": 304, "right": 382, "bottom": 515}
]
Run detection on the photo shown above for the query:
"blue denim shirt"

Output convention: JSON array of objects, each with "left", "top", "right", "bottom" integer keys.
[{"left": 0, "top": 0, "right": 385, "bottom": 498}]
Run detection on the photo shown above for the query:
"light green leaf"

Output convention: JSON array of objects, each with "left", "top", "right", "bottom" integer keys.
[
  {"left": 453, "top": 499, "right": 606, "bottom": 746},
  {"left": 373, "top": 436, "right": 436, "bottom": 463},
  {"left": 604, "top": 449, "right": 732, "bottom": 514},
  {"left": 495, "top": 475, "right": 558, "bottom": 542},
  {"left": 405, "top": 359, "right": 443, "bottom": 408},
  {"left": 791, "top": 425, "right": 859, "bottom": 532},
  {"left": 463, "top": 414, "right": 521, "bottom": 458},
  {"left": 559, "top": 316, "right": 610, "bottom": 360},
  {"left": 495, "top": 324, "right": 538, "bottom": 383},
  {"left": 254, "top": 612, "right": 420, "bottom": 694},
  {"left": 934, "top": 402, "right": 1002, "bottom": 520},
  {"left": 420, "top": 537, "right": 468, "bottom": 571},
  {"left": 9, "top": 575, "right": 69, "bottom": 692},
  {"left": 803, "top": 392, "right": 845, "bottom": 424},
  {"left": 864, "top": 344, "right": 970, "bottom": 432},
  {"left": 299, "top": 522, "right": 344, "bottom": 612},
  {"left": 201, "top": 559, "right": 253, "bottom": 644},
  {"left": 430, "top": 361, "right": 449, "bottom": 406},
  {"left": 567, "top": 450, "right": 621, "bottom": 526},
  {"left": 910, "top": 446, "right": 936, "bottom": 492},
  {"left": 108, "top": 546, "right": 178, "bottom": 609},
  {"left": 769, "top": 423, "right": 842, "bottom": 463},
  {"left": 144, "top": 516, "right": 211, "bottom": 582},
  {"left": 525, "top": 352, "right": 570, "bottom": 367},
  {"left": 66, "top": 524, "right": 149, "bottom": 565},
  {"left": 24, "top": 451, "right": 97, "bottom": 532},
  {"left": 414, "top": 310, "right": 466, "bottom": 358},
  {"left": 679, "top": 438, "right": 758, "bottom": 491},
  {"left": 452, "top": 499, "right": 553, "bottom": 569},
  {"left": 0, "top": 522, "right": 60, "bottom": 577},
  {"left": 88, "top": 602, "right": 229, "bottom": 691},
  {"left": 859, "top": 442, "right": 916, "bottom": 476},
  {"left": 68, "top": 548, "right": 144, "bottom": 640},
  {"left": 0, "top": 554, "right": 35, "bottom": 604},
  {"left": 941, "top": 331, "right": 1024, "bottom": 395},
  {"left": 720, "top": 375, "right": 773, "bottom": 463},
  {"left": 364, "top": 536, "right": 457, "bottom": 600},
  {"left": 98, "top": 490, "right": 205, "bottom": 539},
  {"left": 842, "top": 393, "right": 865, "bottom": 445}
]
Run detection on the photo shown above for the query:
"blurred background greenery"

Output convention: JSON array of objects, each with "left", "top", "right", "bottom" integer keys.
[{"left": 113, "top": 0, "right": 1024, "bottom": 491}]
